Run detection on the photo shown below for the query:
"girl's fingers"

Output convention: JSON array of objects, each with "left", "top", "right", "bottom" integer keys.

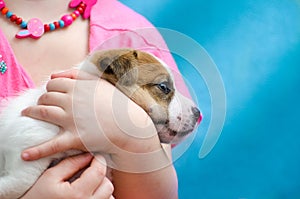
[
  {"left": 46, "top": 153, "right": 93, "bottom": 180},
  {"left": 51, "top": 69, "right": 80, "bottom": 80},
  {"left": 21, "top": 131, "right": 77, "bottom": 161},
  {"left": 51, "top": 68, "right": 98, "bottom": 80},
  {"left": 21, "top": 105, "right": 67, "bottom": 126},
  {"left": 93, "top": 177, "right": 114, "bottom": 199},
  {"left": 46, "top": 78, "right": 75, "bottom": 93},
  {"left": 73, "top": 155, "right": 108, "bottom": 193},
  {"left": 46, "top": 72, "right": 97, "bottom": 94},
  {"left": 37, "top": 92, "right": 70, "bottom": 109}
]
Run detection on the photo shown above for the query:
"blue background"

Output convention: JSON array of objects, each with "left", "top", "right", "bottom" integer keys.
[{"left": 120, "top": 0, "right": 300, "bottom": 198}]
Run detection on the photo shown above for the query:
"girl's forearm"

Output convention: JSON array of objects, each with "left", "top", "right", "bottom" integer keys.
[{"left": 111, "top": 144, "right": 178, "bottom": 199}]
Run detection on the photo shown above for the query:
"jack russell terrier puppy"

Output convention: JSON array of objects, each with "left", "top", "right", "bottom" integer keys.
[{"left": 0, "top": 49, "right": 201, "bottom": 199}]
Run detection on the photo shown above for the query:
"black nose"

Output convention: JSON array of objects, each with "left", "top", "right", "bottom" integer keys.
[{"left": 191, "top": 107, "right": 201, "bottom": 121}]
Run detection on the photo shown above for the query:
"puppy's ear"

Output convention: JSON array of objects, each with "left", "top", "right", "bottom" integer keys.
[
  {"left": 98, "top": 50, "right": 138, "bottom": 86},
  {"left": 99, "top": 57, "right": 114, "bottom": 74}
]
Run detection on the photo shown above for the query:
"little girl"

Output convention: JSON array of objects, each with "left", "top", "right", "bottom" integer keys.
[{"left": 0, "top": 0, "right": 184, "bottom": 198}]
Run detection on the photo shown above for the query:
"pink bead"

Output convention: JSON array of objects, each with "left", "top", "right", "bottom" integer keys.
[
  {"left": 73, "top": 10, "right": 80, "bottom": 17},
  {"left": 0, "top": 0, "right": 6, "bottom": 10},
  {"left": 61, "top": 15, "right": 73, "bottom": 26}
]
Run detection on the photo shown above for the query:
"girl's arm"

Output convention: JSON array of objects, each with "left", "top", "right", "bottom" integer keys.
[{"left": 112, "top": 144, "right": 178, "bottom": 199}]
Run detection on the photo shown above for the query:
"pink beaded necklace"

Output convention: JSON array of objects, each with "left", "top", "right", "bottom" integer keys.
[{"left": 0, "top": 0, "right": 97, "bottom": 39}]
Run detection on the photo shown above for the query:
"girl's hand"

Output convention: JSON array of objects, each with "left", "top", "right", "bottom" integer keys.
[
  {"left": 21, "top": 69, "right": 178, "bottom": 198},
  {"left": 21, "top": 69, "right": 100, "bottom": 158},
  {"left": 21, "top": 69, "right": 162, "bottom": 169},
  {"left": 21, "top": 153, "right": 114, "bottom": 199}
]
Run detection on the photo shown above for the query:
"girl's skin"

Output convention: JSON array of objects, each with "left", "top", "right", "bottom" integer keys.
[
  {"left": 0, "top": 0, "right": 179, "bottom": 198},
  {"left": 22, "top": 154, "right": 115, "bottom": 199}
]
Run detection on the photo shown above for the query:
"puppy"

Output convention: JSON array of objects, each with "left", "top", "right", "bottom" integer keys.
[{"left": 0, "top": 49, "right": 201, "bottom": 199}]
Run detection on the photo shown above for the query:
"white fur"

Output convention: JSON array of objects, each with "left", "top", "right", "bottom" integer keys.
[
  {"left": 0, "top": 88, "right": 65, "bottom": 198},
  {"left": 0, "top": 66, "right": 89, "bottom": 198}
]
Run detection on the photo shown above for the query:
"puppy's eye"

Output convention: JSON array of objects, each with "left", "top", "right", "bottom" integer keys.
[{"left": 157, "top": 82, "right": 171, "bottom": 94}]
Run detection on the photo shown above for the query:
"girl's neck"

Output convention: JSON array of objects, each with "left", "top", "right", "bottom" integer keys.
[{"left": 1, "top": 0, "right": 90, "bottom": 86}]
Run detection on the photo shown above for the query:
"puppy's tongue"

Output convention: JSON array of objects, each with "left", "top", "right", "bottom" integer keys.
[{"left": 197, "top": 113, "right": 203, "bottom": 124}]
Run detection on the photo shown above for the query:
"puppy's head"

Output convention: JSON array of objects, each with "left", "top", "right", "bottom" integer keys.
[{"left": 87, "top": 49, "right": 201, "bottom": 144}]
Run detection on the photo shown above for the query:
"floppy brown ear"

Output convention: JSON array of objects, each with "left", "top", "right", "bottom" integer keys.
[
  {"left": 99, "top": 57, "right": 114, "bottom": 75},
  {"left": 99, "top": 50, "right": 138, "bottom": 86}
]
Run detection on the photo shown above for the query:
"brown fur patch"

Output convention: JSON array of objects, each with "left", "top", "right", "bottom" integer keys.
[{"left": 89, "top": 49, "right": 175, "bottom": 124}]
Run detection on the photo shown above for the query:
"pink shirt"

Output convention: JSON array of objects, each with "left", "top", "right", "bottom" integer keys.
[{"left": 0, "top": 0, "right": 188, "bottom": 102}]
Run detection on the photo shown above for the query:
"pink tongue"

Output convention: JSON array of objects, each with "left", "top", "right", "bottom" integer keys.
[{"left": 197, "top": 113, "right": 203, "bottom": 124}]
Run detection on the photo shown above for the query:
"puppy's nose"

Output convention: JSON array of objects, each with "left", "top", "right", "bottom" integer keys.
[{"left": 191, "top": 107, "right": 202, "bottom": 124}]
